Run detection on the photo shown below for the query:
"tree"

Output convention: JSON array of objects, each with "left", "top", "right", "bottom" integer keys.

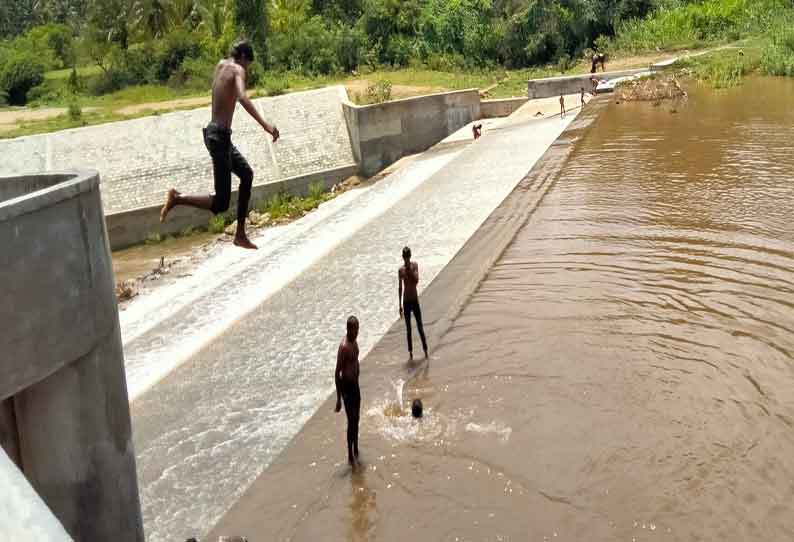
[
  {"left": 87, "top": 0, "right": 134, "bottom": 50},
  {"left": 134, "top": 0, "right": 170, "bottom": 38},
  {"left": 0, "top": 0, "right": 41, "bottom": 39},
  {"left": 231, "top": 0, "right": 269, "bottom": 65}
]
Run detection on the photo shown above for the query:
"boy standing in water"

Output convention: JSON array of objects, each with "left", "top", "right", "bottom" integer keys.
[
  {"left": 399, "top": 246, "right": 429, "bottom": 361},
  {"left": 335, "top": 316, "right": 361, "bottom": 467}
]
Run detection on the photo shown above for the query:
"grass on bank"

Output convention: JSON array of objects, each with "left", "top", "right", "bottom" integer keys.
[{"left": 204, "top": 181, "right": 334, "bottom": 236}]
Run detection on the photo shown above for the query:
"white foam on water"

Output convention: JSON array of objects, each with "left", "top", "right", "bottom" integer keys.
[{"left": 465, "top": 421, "right": 512, "bottom": 442}]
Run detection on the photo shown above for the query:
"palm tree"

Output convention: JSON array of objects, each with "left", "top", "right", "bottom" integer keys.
[
  {"left": 197, "top": 0, "right": 229, "bottom": 39},
  {"left": 134, "top": 0, "right": 169, "bottom": 38}
]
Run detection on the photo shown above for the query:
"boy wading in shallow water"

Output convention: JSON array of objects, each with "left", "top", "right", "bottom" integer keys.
[
  {"left": 159, "top": 40, "right": 280, "bottom": 250},
  {"left": 335, "top": 316, "right": 361, "bottom": 467},
  {"left": 399, "top": 246, "right": 429, "bottom": 361}
]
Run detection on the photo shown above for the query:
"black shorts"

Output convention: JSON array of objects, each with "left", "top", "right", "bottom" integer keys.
[
  {"left": 341, "top": 381, "right": 361, "bottom": 416},
  {"left": 202, "top": 122, "right": 253, "bottom": 215}
]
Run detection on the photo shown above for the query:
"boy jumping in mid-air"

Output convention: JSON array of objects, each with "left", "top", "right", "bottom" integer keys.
[
  {"left": 160, "top": 40, "right": 279, "bottom": 250},
  {"left": 335, "top": 316, "right": 361, "bottom": 468}
]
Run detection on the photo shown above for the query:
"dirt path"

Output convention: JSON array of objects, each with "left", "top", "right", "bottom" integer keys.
[
  {"left": 344, "top": 80, "right": 443, "bottom": 102},
  {"left": 115, "top": 95, "right": 211, "bottom": 115}
]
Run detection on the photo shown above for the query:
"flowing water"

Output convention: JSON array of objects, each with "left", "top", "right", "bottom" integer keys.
[
  {"left": 403, "top": 77, "right": 794, "bottom": 541},
  {"left": 129, "top": 113, "right": 577, "bottom": 541}
]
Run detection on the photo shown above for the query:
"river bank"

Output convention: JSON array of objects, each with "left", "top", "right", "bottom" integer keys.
[{"left": 209, "top": 77, "right": 794, "bottom": 541}]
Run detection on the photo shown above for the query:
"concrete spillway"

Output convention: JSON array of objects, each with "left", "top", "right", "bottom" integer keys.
[{"left": 125, "top": 111, "right": 579, "bottom": 541}]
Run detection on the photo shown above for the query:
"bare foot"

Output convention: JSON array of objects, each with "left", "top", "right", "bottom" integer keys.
[
  {"left": 233, "top": 234, "right": 258, "bottom": 250},
  {"left": 424, "top": 350, "right": 429, "bottom": 360},
  {"left": 409, "top": 352, "right": 413, "bottom": 362},
  {"left": 160, "top": 189, "right": 179, "bottom": 223}
]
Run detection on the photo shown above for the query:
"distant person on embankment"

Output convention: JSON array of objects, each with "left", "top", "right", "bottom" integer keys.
[
  {"left": 559, "top": 95, "right": 566, "bottom": 118},
  {"left": 591, "top": 52, "right": 607, "bottom": 73},
  {"left": 399, "top": 246, "right": 429, "bottom": 361},
  {"left": 160, "top": 40, "right": 280, "bottom": 250},
  {"left": 335, "top": 316, "right": 361, "bottom": 468}
]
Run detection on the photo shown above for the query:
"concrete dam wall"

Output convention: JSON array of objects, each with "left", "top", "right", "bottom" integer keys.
[
  {"left": 343, "top": 89, "right": 481, "bottom": 176},
  {"left": 0, "top": 171, "right": 143, "bottom": 541},
  {"left": 0, "top": 86, "right": 488, "bottom": 248},
  {"left": 0, "top": 86, "right": 359, "bottom": 249}
]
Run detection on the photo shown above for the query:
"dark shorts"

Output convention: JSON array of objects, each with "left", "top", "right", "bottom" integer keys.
[
  {"left": 202, "top": 122, "right": 254, "bottom": 216},
  {"left": 341, "top": 380, "right": 361, "bottom": 417}
]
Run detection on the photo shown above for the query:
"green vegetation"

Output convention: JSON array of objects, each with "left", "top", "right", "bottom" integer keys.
[
  {"left": 610, "top": 0, "right": 785, "bottom": 54},
  {"left": 257, "top": 181, "right": 334, "bottom": 220},
  {"left": 1, "top": 0, "right": 794, "bottom": 114}
]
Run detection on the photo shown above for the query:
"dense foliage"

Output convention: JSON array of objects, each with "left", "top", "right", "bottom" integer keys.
[{"left": 0, "top": 0, "right": 793, "bottom": 106}]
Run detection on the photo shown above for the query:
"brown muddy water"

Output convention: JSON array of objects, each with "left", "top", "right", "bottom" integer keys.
[
  {"left": 385, "top": 78, "right": 794, "bottom": 541},
  {"left": 208, "top": 78, "right": 794, "bottom": 542}
]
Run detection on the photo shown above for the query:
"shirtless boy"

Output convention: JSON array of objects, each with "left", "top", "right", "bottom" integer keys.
[
  {"left": 399, "top": 246, "right": 428, "bottom": 361},
  {"left": 335, "top": 316, "right": 361, "bottom": 467},
  {"left": 160, "top": 40, "right": 279, "bottom": 249}
]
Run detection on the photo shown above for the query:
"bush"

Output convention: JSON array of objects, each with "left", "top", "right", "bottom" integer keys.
[
  {"left": 0, "top": 52, "right": 46, "bottom": 105},
  {"left": 68, "top": 100, "right": 82, "bottom": 120},
  {"left": 28, "top": 24, "right": 75, "bottom": 69},
  {"left": 154, "top": 31, "right": 202, "bottom": 82},
  {"left": 0, "top": 89, "right": 7, "bottom": 105},
  {"left": 612, "top": 0, "right": 788, "bottom": 54},
  {"left": 308, "top": 181, "right": 325, "bottom": 201},
  {"left": 761, "top": 19, "right": 794, "bottom": 76},
  {"left": 271, "top": 16, "right": 341, "bottom": 74},
  {"left": 262, "top": 73, "right": 289, "bottom": 96}
]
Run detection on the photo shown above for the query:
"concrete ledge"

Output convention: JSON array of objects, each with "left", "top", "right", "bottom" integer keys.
[
  {"left": 480, "top": 97, "right": 529, "bottom": 118},
  {"left": 343, "top": 89, "right": 481, "bottom": 176},
  {"left": 106, "top": 163, "right": 358, "bottom": 250},
  {"left": 0, "top": 170, "right": 98, "bottom": 221},
  {"left": 0, "top": 168, "right": 144, "bottom": 541},
  {"left": 0, "top": 170, "right": 115, "bottom": 399},
  {"left": 527, "top": 68, "right": 648, "bottom": 99}
]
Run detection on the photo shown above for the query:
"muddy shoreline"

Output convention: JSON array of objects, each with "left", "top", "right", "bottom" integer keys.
[{"left": 206, "top": 100, "right": 606, "bottom": 541}]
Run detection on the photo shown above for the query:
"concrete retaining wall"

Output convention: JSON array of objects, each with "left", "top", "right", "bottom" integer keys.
[
  {"left": 527, "top": 69, "right": 647, "bottom": 99},
  {"left": 106, "top": 163, "right": 357, "bottom": 250},
  {"left": 343, "top": 89, "right": 481, "bottom": 176},
  {"left": 0, "top": 171, "right": 144, "bottom": 541},
  {"left": 480, "top": 97, "right": 529, "bottom": 118}
]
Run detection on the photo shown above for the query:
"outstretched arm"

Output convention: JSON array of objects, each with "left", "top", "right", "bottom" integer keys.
[{"left": 235, "top": 69, "right": 279, "bottom": 141}]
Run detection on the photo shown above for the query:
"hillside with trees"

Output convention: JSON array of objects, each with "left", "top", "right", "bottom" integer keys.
[{"left": 1, "top": 0, "right": 792, "bottom": 110}]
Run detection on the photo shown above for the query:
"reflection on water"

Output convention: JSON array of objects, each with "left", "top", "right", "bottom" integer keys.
[
  {"left": 433, "top": 77, "right": 794, "bottom": 540},
  {"left": 350, "top": 468, "right": 377, "bottom": 542}
]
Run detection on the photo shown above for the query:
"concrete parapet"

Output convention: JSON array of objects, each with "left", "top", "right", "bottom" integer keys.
[
  {"left": 0, "top": 171, "right": 144, "bottom": 541},
  {"left": 480, "top": 97, "right": 529, "bottom": 118},
  {"left": 106, "top": 163, "right": 358, "bottom": 250},
  {"left": 527, "top": 69, "right": 647, "bottom": 99},
  {"left": 343, "top": 89, "right": 481, "bottom": 176}
]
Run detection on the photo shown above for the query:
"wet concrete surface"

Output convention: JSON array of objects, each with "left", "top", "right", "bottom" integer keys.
[{"left": 210, "top": 79, "right": 794, "bottom": 541}]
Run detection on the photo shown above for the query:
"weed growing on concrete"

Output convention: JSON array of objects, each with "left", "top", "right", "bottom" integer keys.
[
  {"left": 145, "top": 232, "right": 163, "bottom": 245},
  {"left": 256, "top": 183, "right": 333, "bottom": 221}
]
